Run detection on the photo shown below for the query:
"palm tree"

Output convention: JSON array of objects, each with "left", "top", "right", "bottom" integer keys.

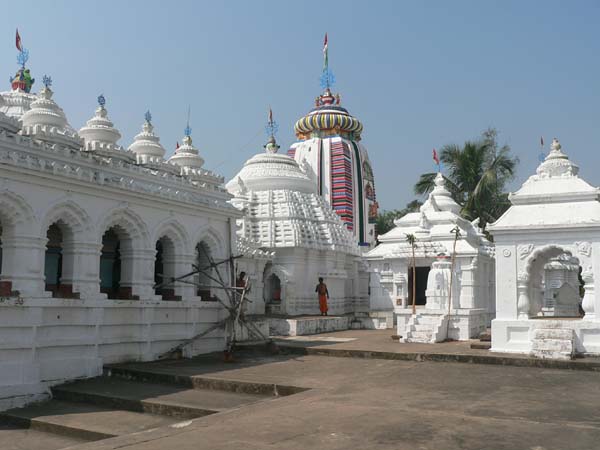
[
  {"left": 414, "top": 129, "right": 518, "bottom": 229},
  {"left": 405, "top": 233, "right": 417, "bottom": 314}
]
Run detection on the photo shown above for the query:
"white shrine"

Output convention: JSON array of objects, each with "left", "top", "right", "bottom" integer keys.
[
  {"left": 366, "top": 173, "right": 495, "bottom": 341},
  {"left": 489, "top": 138, "right": 600, "bottom": 359},
  {"left": 0, "top": 49, "right": 248, "bottom": 409},
  {"left": 226, "top": 125, "right": 369, "bottom": 320}
]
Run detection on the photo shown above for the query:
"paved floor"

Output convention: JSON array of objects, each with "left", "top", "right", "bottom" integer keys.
[{"left": 54, "top": 338, "right": 600, "bottom": 450}]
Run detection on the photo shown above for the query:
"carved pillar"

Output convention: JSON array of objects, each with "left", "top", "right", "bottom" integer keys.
[
  {"left": 517, "top": 274, "right": 529, "bottom": 319},
  {"left": 120, "top": 247, "right": 155, "bottom": 299},
  {"left": 582, "top": 270, "right": 595, "bottom": 320}
]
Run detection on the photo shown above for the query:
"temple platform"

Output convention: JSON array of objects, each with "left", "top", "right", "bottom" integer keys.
[{"left": 267, "top": 315, "right": 351, "bottom": 337}]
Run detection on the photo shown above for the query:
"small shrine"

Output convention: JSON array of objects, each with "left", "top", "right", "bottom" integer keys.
[
  {"left": 366, "top": 173, "right": 495, "bottom": 341},
  {"left": 489, "top": 138, "right": 600, "bottom": 359}
]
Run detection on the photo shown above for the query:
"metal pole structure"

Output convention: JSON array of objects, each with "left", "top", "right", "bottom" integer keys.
[{"left": 446, "top": 226, "right": 461, "bottom": 340}]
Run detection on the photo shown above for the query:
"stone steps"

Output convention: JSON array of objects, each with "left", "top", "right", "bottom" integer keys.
[
  {"left": 0, "top": 357, "right": 287, "bottom": 450},
  {"left": 0, "top": 399, "right": 179, "bottom": 441}
]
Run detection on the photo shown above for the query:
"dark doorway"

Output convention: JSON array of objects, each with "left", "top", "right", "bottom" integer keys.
[{"left": 407, "top": 266, "right": 430, "bottom": 306}]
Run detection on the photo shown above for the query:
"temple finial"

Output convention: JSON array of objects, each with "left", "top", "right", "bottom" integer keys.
[
  {"left": 264, "top": 107, "right": 280, "bottom": 154},
  {"left": 320, "top": 32, "right": 335, "bottom": 90},
  {"left": 184, "top": 105, "right": 191, "bottom": 137},
  {"left": 42, "top": 75, "right": 52, "bottom": 89},
  {"left": 145, "top": 110, "right": 152, "bottom": 124},
  {"left": 97, "top": 94, "right": 106, "bottom": 108}
]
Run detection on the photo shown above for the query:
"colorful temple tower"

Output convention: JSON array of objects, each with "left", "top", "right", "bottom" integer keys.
[{"left": 289, "top": 35, "right": 377, "bottom": 248}]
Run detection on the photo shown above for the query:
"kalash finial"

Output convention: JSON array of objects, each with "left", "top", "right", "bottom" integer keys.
[
  {"left": 264, "top": 107, "right": 280, "bottom": 154},
  {"left": 145, "top": 110, "right": 152, "bottom": 124},
  {"left": 184, "top": 105, "right": 192, "bottom": 137}
]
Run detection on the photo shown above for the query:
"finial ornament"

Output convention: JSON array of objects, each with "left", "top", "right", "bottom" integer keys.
[
  {"left": 184, "top": 105, "right": 191, "bottom": 136},
  {"left": 265, "top": 107, "right": 279, "bottom": 138},
  {"left": 42, "top": 75, "right": 52, "bottom": 89},
  {"left": 320, "top": 32, "right": 336, "bottom": 89},
  {"left": 97, "top": 94, "right": 106, "bottom": 108},
  {"left": 145, "top": 110, "right": 152, "bottom": 124},
  {"left": 551, "top": 138, "right": 561, "bottom": 152}
]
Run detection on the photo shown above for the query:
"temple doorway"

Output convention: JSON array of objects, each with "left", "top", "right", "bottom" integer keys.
[
  {"left": 265, "top": 273, "right": 282, "bottom": 303},
  {"left": 100, "top": 227, "right": 122, "bottom": 299},
  {"left": 196, "top": 241, "right": 214, "bottom": 301},
  {"left": 526, "top": 248, "right": 584, "bottom": 318},
  {"left": 407, "top": 266, "right": 430, "bottom": 306},
  {"left": 154, "top": 236, "right": 177, "bottom": 300},
  {"left": 44, "top": 223, "right": 64, "bottom": 296}
]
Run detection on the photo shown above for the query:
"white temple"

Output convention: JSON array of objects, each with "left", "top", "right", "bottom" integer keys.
[
  {"left": 489, "top": 138, "right": 600, "bottom": 359},
  {"left": 226, "top": 126, "right": 369, "bottom": 318},
  {"left": 366, "top": 173, "right": 495, "bottom": 341},
  {"left": 0, "top": 50, "right": 245, "bottom": 409}
]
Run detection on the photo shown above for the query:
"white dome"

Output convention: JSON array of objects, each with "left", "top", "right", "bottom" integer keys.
[
  {"left": 169, "top": 134, "right": 204, "bottom": 169},
  {"left": 20, "top": 85, "right": 81, "bottom": 149},
  {"left": 226, "top": 138, "right": 316, "bottom": 195},
  {"left": 227, "top": 137, "right": 357, "bottom": 253},
  {"left": 79, "top": 97, "right": 122, "bottom": 151},
  {"left": 128, "top": 112, "right": 165, "bottom": 164}
]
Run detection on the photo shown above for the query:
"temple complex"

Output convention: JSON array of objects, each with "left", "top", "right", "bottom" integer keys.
[
  {"left": 289, "top": 38, "right": 378, "bottom": 249},
  {"left": 366, "top": 173, "right": 495, "bottom": 341},
  {"left": 226, "top": 113, "right": 369, "bottom": 323},
  {"left": 489, "top": 138, "right": 600, "bottom": 359}
]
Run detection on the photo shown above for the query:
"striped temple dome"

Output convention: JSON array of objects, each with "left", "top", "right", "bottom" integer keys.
[{"left": 294, "top": 89, "right": 363, "bottom": 140}]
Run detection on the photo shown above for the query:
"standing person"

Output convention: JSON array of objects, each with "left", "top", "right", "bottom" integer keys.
[{"left": 315, "top": 277, "right": 329, "bottom": 316}]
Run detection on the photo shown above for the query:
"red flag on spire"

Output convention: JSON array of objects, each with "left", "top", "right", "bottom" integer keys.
[
  {"left": 432, "top": 148, "right": 440, "bottom": 165},
  {"left": 176, "top": 141, "right": 180, "bottom": 150},
  {"left": 16, "top": 29, "right": 22, "bottom": 52},
  {"left": 540, "top": 136, "right": 544, "bottom": 147}
]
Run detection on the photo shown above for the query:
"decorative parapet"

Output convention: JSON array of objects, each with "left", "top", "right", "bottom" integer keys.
[{"left": 0, "top": 132, "right": 234, "bottom": 212}]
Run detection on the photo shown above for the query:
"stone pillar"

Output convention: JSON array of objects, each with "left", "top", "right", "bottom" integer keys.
[
  {"left": 517, "top": 275, "right": 529, "bottom": 319},
  {"left": 120, "top": 248, "right": 155, "bottom": 300},
  {"left": 582, "top": 270, "right": 595, "bottom": 320},
  {"left": 59, "top": 240, "right": 103, "bottom": 299},
  {"left": 0, "top": 234, "right": 46, "bottom": 296},
  {"left": 425, "top": 258, "right": 459, "bottom": 311},
  {"left": 170, "top": 252, "right": 196, "bottom": 300}
]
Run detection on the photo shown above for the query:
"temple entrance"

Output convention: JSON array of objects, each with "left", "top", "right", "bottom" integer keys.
[
  {"left": 264, "top": 273, "right": 282, "bottom": 303},
  {"left": 526, "top": 248, "right": 584, "bottom": 318},
  {"left": 100, "top": 227, "right": 123, "bottom": 299},
  {"left": 44, "top": 223, "right": 63, "bottom": 296},
  {"left": 196, "top": 241, "right": 214, "bottom": 301},
  {"left": 154, "top": 236, "right": 177, "bottom": 300},
  {"left": 407, "top": 266, "right": 430, "bottom": 306}
]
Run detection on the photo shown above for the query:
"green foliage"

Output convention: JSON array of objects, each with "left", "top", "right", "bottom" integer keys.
[
  {"left": 414, "top": 128, "right": 518, "bottom": 230},
  {"left": 375, "top": 200, "right": 422, "bottom": 237}
]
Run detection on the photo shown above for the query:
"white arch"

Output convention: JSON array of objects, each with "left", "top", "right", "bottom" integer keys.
[
  {"left": 193, "top": 225, "right": 228, "bottom": 259},
  {"left": 97, "top": 207, "right": 150, "bottom": 248},
  {"left": 152, "top": 218, "right": 190, "bottom": 253},
  {"left": 0, "top": 190, "right": 36, "bottom": 234},
  {"left": 39, "top": 200, "right": 94, "bottom": 241}
]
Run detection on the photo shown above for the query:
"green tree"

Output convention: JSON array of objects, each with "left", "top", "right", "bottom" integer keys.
[
  {"left": 375, "top": 200, "right": 422, "bottom": 237},
  {"left": 414, "top": 128, "right": 518, "bottom": 229}
]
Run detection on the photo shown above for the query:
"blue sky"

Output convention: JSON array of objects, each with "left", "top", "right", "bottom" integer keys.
[{"left": 4, "top": 0, "right": 600, "bottom": 210}]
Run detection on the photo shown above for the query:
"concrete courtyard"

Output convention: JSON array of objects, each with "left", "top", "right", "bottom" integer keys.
[{"left": 5, "top": 331, "right": 598, "bottom": 450}]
